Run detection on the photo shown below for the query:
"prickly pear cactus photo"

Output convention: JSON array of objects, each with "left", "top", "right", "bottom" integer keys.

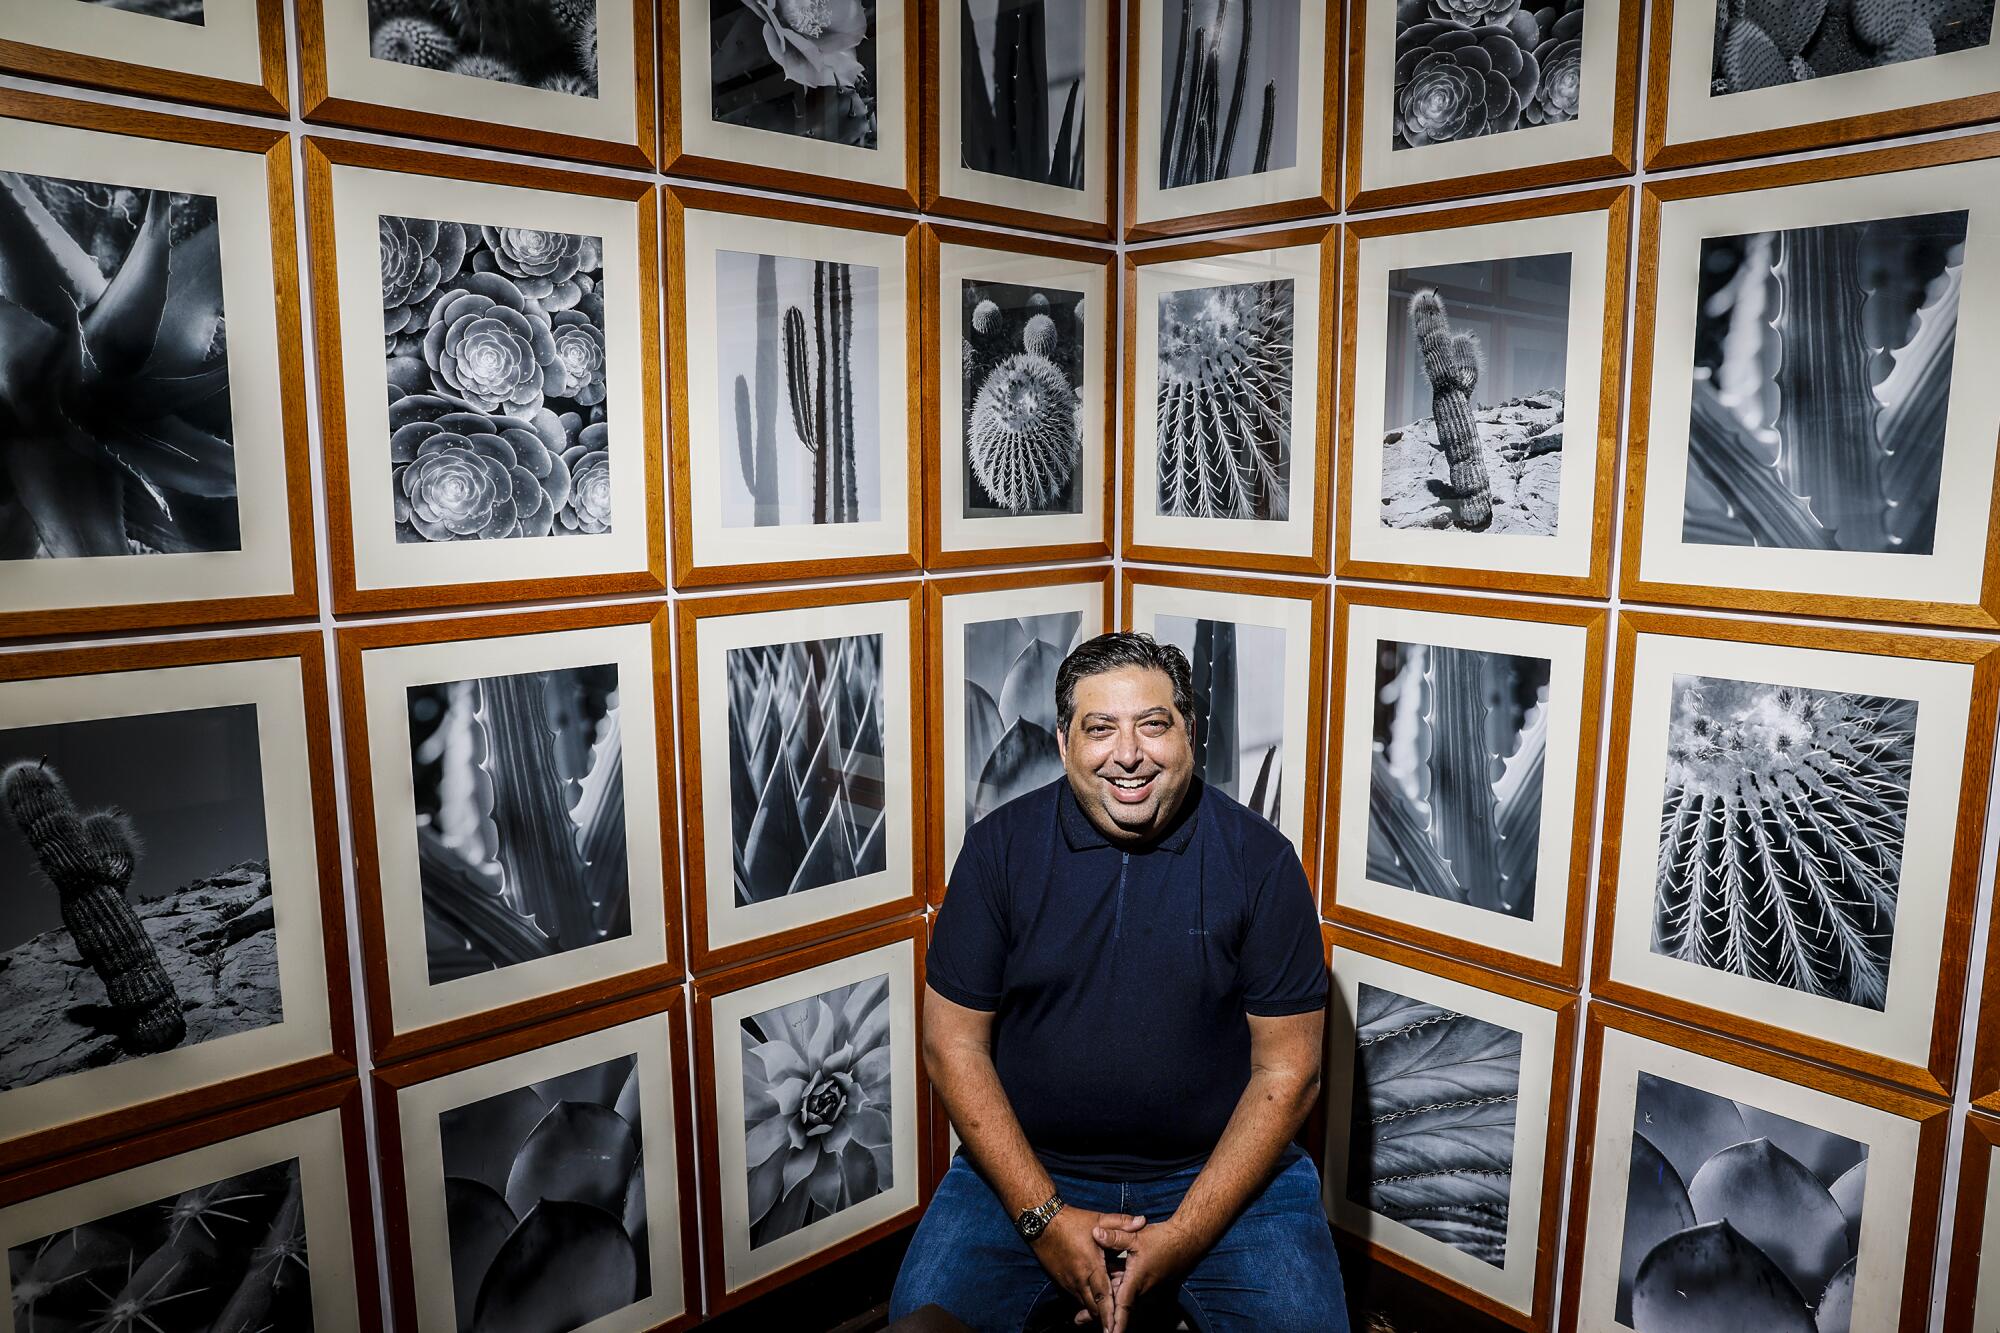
[
  {"left": 961, "top": 278, "right": 1086, "bottom": 518},
  {"left": 1156, "top": 0, "right": 1304, "bottom": 187},
  {"left": 1709, "top": 0, "right": 1994, "bottom": 96}
]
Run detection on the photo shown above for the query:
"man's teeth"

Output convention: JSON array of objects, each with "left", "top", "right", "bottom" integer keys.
[{"left": 1109, "top": 777, "right": 1150, "bottom": 788}]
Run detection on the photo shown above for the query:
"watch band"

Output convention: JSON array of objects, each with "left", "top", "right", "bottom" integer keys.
[{"left": 1015, "top": 1193, "right": 1065, "bottom": 1242}]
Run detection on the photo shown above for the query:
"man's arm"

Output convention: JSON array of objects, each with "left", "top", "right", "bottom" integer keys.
[
  {"left": 1097, "top": 1007, "right": 1324, "bottom": 1332},
  {"left": 926, "top": 986, "right": 1141, "bottom": 1325}
]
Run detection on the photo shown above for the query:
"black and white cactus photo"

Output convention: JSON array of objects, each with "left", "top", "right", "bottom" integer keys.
[
  {"left": 367, "top": 0, "right": 603, "bottom": 97},
  {"left": 1153, "top": 615, "right": 1285, "bottom": 824},
  {"left": 961, "top": 279, "right": 1085, "bottom": 519},
  {"left": 1154, "top": 280, "right": 1294, "bottom": 522},
  {"left": 81, "top": 0, "right": 204, "bottom": 20},
  {"left": 710, "top": 0, "right": 880, "bottom": 146},
  {"left": 1708, "top": 0, "right": 1994, "bottom": 96},
  {"left": 1156, "top": 0, "right": 1303, "bottom": 187},
  {"left": 960, "top": 0, "right": 1087, "bottom": 188}
]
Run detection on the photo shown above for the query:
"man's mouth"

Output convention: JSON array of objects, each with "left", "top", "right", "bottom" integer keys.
[{"left": 1103, "top": 774, "right": 1156, "bottom": 804}]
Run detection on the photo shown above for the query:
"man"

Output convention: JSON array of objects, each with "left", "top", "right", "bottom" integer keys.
[{"left": 890, "top": 633, "right": 1346, "bottom": 1332}]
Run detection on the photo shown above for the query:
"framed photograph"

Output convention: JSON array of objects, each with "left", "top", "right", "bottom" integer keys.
[
  {"left": 374, "top": 986, "right": 700, "bottom": 1333},
  {"left": 923, "top": 0, "right": 1117, "bottom": 238},
  {"left": 0, "top": 633, "right": 352, "bottom": 1175},
  {"left": 676, "top": 582, "right": 924, "bottom": 973},
  {"left": 1596, "top": 612, "right": 1997, "bottom": 1100},
  {"left": 668, "top": 188, "right": 921, "bottom": 588},
  {"left": 1125, "top": 0, "right": 1340, "bottom": 240},
  {"left": 1945, "top": 1112, "right": 2000, "bottom": 1333},
  {"left": 926, "top": 566, "right": 1112, "bottom": 903},
  {"left": 0, "top": 91, "right": 316, "bottom": 640},
  {"left": 1624, "top": 135, "right": 2000, "bottom": 628},
  {"left": 665, "top": 0, "right": 918, "bottom": 208},
  {"left": 1560, "top": 1004, "right": 1946, "bottom": 1333},
  {"left": 1343, "top": 0, "right": 1641, "bottom": 211},
  {"left": 0, "top": 0, "right": 286, "bottom": 115},
  {"left": 1322, "top": 928, "right": 1576, "bottom": 1331},
  {"left": 922, "top": 225, "right": 1113, "bottom": 569},
  {"left": 1336, "top": 189, "right": 1628, "bottom": 599},
  {"left": 338, "top": 603, "right": 680, "bottom": 1063},
  {"left": 305, "top": 137, "right": 666, "bottom": 614},
  {"left": 1647, "top": 0, "right": 2000, "bottom": 170},
  {"left": 0, "top": 1079, "right": 378, "bottom": 1331},
  {"left": 1121, "top": 567, "right": 1327, "bottom": 872},
  {"left": 298, "top": 0, "right": 655, "bottom": 168},
  {"left": 1324, "top": 587, "right": 1605, "bottom": 989},
  {"left": 693, "top": 916, "right": 925, "bottom": 1312},
  {"left": 1124, "top": 227, "right": 1336, "bottom": 575}
]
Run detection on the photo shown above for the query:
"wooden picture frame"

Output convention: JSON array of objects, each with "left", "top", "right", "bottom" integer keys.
[
  {"left": 303, "top": 136, "right": 667, "bottom": 615},
  {"left": 1945, "top": 1111, "right": 2000, "bottom": 1333},
  {"left": 372, "top": 985, "right": 701, "bottom": 1333},
  {"left": 1343, "top": 0, "right": 1642, "bottom": 212},
  {"left": 663, "top": 0, "right": 920, "bottom": 209},
  {"left": 337, "top": 602, "right": 683, "bottom": 1064},
  {"left": 1621, "top": 134, "right": 2000, "bottom": 629},
  {"left": 1123, "top": 0, "right": 1342, "bottom": 241},
  {"left": 1120, "top": 566, "right": 1329, "bottom": 878},
  {"left": 1322, "top": 586, "right": 1606, "bottom": 990},
  {"left": 921, "top": 223, "right": 1115, "bottom": 570},
  {"left": 0, "top": 90, "right": 317, "bottom": 639},
  {"left": 1334, "top": 189, "right": 1629, "bottom": 599},
  {"left": 925, "top": 565, "right": 1114, "bottom": 905},
  {"left": 665, "top": 186, "right": 924, "bottom": 589},
  {"left": 0, "top": 632, "right": 354, "bottom": 1176},
  {"left": 1559, "top": 1003, "right": 1947, "bottom": 1333},
  {"left": 1123, "top": 225, "right": 1338, "bottom": 576},
  {"left": 676, "top": 581, "right": 927, "bottom": 974},
  {"left": 297, "top": 0, "right": 657, "bottom": 169},
  {"left": 0, "top": 0, "right": 287, "bottom": 116},
  {"left": 1594, "top": 611, "right": 1996, "bottom": 1099},
  {"left": 1322, "top": 926, "right": 1577, "bottom": 1333},
  {"left": 1975, "top": 889, "right": 2000, "bottom": 1112},
  {"left": 0, "top": 1078, "right": 381, "bottom": 1331},
  {"left": 692, "top": 915, "right": 928, "bottom": 1314},
  {"left": 921, "top": 0, "right": 1118, "bottom": 239},
  {"left": 1644, "top": 0, "right": 2000, "bottom": 171}
]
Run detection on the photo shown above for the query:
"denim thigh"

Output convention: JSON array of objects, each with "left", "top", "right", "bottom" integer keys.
[{"left": 1167, "top": 1152, "right": 1349, "bottom": 1333}]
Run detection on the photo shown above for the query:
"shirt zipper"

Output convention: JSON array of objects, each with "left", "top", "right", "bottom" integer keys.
[{"left": 1115, "top": 850, "right": 1128, "bottom": 946}]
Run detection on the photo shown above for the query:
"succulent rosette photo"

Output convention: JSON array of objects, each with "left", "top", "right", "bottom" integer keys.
[{"left": 1391, "top": 0, "right": 1587, "bottom": 150}]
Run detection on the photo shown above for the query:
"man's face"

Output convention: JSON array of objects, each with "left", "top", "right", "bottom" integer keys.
[{"left": 1057, "top": 665, "right": 1195, "bottom": 844}]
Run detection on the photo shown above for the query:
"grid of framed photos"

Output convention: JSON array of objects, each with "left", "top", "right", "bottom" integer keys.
[{"left": 5, "top": 1, "right": 2000, "bottom": 1329}]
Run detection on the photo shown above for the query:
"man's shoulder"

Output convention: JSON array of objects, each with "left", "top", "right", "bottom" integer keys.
[
  {"left": 1192, "top": 782, "right": 1301, "bottom": 874},
  {"left": 961, "top": 778, "right": 1065, "bottom": 856}
]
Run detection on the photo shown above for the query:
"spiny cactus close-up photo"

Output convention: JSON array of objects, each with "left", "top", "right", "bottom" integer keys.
[
  {"left": 366, "top": 0, "right": 601, "bottom": 97},
  {"left": 1155, "top": 279, "right": 1295, "bottom": 522},
  {"left": 961, "top": 278, "right": 1085, "bottom": 518},
  {"left": 1709, "top": 0, "right": 1995, "bottom": 95}
]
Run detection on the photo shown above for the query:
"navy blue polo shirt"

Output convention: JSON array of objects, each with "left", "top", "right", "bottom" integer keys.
[{"left": 926, "top": 777, "right": 1328, "bottom": 1181}]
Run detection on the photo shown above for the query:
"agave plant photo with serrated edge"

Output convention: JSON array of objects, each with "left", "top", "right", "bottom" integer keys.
[
  {"left": 438, "top": 1052, "right": 651, "bottom": 1333},
  {"left": 964, "top": 611, "right": 1083, "bottom": 825},
  {"left": 1344, "top": 982, "right": 1523, "bottom": 1266},
  {"left": 1650, "top": 674, "right": 1915, "bottom": 1011},
  {"left": 408, "top": 664, "right": 629, "bottom": 987},
  {"left": 1155, "top": 279, "right": 1294, "bottom": 522},
  {"left": 1367, "top": 640, "right": 1550, "bottom": 918},
  {"left": 727, "top": 635, "right": 888, "bottom": 906},
  {"left": 1618, "top": 1071, "right": 1868, "bottom": 1333}
]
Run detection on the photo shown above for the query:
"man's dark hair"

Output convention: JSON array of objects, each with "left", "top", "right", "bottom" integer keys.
[{"left": 1055, "top": 631, "right": 1196, "bottom": 735}]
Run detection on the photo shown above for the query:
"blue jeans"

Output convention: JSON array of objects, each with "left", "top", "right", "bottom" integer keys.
[{"left": 890, "top": 1147, "right": 1348, "bottom": 1332}]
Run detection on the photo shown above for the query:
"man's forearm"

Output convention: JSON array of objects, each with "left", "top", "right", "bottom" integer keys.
[
  {"left": 1159, "top": 1065, "right": 1319, "bottom": 1250},
  {"left": 929, "top": 1043, "right": 1058, "bottom": 1217}
]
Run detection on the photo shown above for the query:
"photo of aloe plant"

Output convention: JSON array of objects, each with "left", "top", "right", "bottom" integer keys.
[
  {"left": 7, "top": 1156, "right": 313, "bottom": 1332},
  {"left": 717, "top": 249, "right": 881, "bottom": 528},
  {"left": 1393, "top": 0, "right": 1586, "bottom": 150},
  {"left": 964, "top": 611, "right": 1083, "bottom": 825},
  {"left": 1651, "top": 674, "right": 1915, "bottom": 1011},
  {"left": 1709, "top": 0, "right": 1993, "bottom": 96},
  {"left": 1344, "top": 982, "right": 1522, "bottom": 1267},
  {"left": 962, "top": 278, "right": 1085, "bottom": 519},
  {"left": 741, "top": 974, "right": 894, "bottom": 1249},
  {"left": 960, "top": 0, "right": 1086, "bottom": 188},
  {"left": 710, "top": 0, "right": 879, "bottom": 147},
  {"left": 1683, "top": 210, "right": 1966, "bottom": 554},
  {"left": 406, "top": 663, "right": 628, "bottom": 988},
  {"left": 367, "top": 0, "right": 602, "bottom": 96},
  {"left": 1155, "top": 279, "right": 1294, "bottom": 521},
  {"left": 1367, "top": 639, "right": 1550, "bottom": 919},
  {"left": 82, "top": 0, "right": 203, "bottom": 20},
  {"left": 1157, "top": 0, "right": 1302, "bottom": 187},
  {"left": 438, "top": 1052, "right": 650, "bottom": 1333},
  {"left": 0, "top": 170, "right": 240, "bottom": 562},
  {"left": 1618, "top": 1071, "right": 1868, "bottom": 1332},
  {"left": 1153, "top": 615, "right": 1284, "bottom": 824},
  {"left": 727, "top": 634, "right": 887, "bottom": 906},
  {"left": 0, "top": 705, "right": 282, "bottom": 1095}
]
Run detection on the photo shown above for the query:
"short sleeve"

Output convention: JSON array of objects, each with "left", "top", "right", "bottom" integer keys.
[
  {"left": 925, "top": 828, "right": 1009, "bottom": 1011},
  {"left": 1239, "top": 847, "right": 1329, "bottom": 1016}
]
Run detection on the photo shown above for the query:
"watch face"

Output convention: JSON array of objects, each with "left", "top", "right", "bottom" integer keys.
[{"left": 1019, "top": 1213, "right": 1044, "bottom": 1239}]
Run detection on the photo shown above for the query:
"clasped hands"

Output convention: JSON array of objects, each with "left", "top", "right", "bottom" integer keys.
[{"left": 1027, "top": 1206, "right": 1203, "bottom": 1332}]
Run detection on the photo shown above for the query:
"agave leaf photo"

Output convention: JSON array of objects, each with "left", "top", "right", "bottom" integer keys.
[
  {"left": 1155, "top": 279, "right": 1294, "bottom": 522},
  {"left": 961, "top": 277, "right": 1085, "bottom": 518},
  {"left": 960, "top": 0, "right": 1088, "bottom": 188},
  {"left": 1153, "top": 614, "right": 1285, "bottom": 824},
  {"left": 964, "top": 611, "right": 1083, "bottom": 824}
]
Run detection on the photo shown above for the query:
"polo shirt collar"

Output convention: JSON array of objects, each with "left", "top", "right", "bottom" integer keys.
[{"left": 1058, "top": 777, "right": 1203, "bottom": 854}]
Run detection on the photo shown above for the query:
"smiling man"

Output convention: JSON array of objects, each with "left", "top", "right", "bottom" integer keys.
[{"left": 889, "top": 632, "right": 1345, "bottom": 1332}]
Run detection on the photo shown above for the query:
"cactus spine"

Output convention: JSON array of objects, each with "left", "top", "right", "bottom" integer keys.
[
  {"left": 783, "top": 260, "right": 860, "bottom": 525},
  {"left": 733, "top": 253, "right": 781, "bottom": 525},
  {"left": 1411, "top": 290, "right": 1493, "bottom": 530},
  {"left": 3, "top": 758, "right": 185, "bottom": 1054}
]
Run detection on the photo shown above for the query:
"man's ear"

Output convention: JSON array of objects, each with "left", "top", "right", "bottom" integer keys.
[{"left": 1055, "top": 720, "right": 1068, "bottom": 762}]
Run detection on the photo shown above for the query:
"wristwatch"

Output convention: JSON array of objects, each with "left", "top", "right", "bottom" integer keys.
[{"left": 1015, "top": 1193, "right": 1065, "bottom": 1243}]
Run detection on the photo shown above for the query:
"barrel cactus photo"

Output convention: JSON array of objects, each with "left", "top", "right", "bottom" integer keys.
[
  {"left": 1154, "top": 279, "right": 1294, "bottom": 522},
  {"left": 1156, "top": 0, "right": 1303, "bottom": 187},
  {"left": 1393, "top": 0, "right": 1587, "bottom": 150},
  {"left": 1709, "top": 0, "right": 1994, "bottom": 96},
  {"left": 961, "top": 278, "right": 1085, "bottom": 518},
  {"left": 366, "top": 0, "right": 602, "bottom": 96}
]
